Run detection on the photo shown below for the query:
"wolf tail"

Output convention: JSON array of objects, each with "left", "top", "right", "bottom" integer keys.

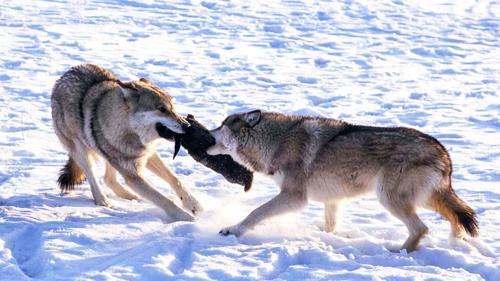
[
  {"left": 57, "top": 157, "right": 86, "bottom": 193},
  {"left": 429, "top": 188, "right": 478, "bottom": 237}
]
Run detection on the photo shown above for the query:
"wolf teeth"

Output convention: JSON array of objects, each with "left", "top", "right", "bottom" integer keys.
[{"left": 173, "top": 134, "right": 181, "bottom": 159}]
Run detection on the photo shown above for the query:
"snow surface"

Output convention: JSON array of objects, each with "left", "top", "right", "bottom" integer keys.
[{"left": 0, "top": 0, "right": 499, "bottom": 280}]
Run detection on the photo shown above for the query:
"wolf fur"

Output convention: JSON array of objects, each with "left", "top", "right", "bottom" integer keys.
[
  {"left": 51, "top": 64, "right": 201, "bottom": 221},
  {"left": 207, "top": 110, "right": 478, "bottom": 252}
]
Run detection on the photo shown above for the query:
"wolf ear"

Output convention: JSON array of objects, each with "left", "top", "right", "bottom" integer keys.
[
  {"left": 139, "top": 78, "right": 151, "bottom": 84},
  {"left": 119, "top": 85, "right": 139, "bottom": 108},
  {"left": 243, "top": 110, "right": 262, "bottom": 128}
]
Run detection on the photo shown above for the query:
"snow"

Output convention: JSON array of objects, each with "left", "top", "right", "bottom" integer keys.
[{"left": 0, "top": 0, "right": 499, "bottom": 280}]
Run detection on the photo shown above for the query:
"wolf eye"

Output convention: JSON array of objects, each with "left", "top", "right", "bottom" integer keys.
[{"left": 158, "top": 106, "right": 167, "bottom": 113}]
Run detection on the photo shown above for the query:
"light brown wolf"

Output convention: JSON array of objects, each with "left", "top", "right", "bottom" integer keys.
[
  {"left": 51, "top": 64, "right": 201, "bottom": 221},
  {"left": 207, "top": 110, "right": 478, "bottom": 252}
]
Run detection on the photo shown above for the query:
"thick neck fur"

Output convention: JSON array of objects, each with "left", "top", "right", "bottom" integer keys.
[
  {"left": 233, "top": 113, "right": 346, "bottom": 175},
  {"left": 97, "top": 89, "right": 152, "bottom": 160}
]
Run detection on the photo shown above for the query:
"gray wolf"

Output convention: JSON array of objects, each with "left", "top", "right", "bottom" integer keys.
[
  {"left": 207, "top": 110, "right": 478, "bottom": 252},
  {"left": 51, "top": 64, "right": 201, "bottom": 221}
]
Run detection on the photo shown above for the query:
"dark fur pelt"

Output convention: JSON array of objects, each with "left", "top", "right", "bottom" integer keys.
[{"left": 156, "top": 115, "right": 253, "bottom": 191}]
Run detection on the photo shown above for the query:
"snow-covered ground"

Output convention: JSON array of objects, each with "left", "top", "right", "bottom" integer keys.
[{"left": 1, "top": 0, "right": 499, "bottom": 280}]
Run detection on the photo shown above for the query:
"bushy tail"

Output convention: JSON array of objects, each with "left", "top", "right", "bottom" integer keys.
[
  {"left": 57, "top": 157, "right": 86, "bottom": 192},
  {"left": 430, "top": 189, "right": 478, "bottom": 237}
]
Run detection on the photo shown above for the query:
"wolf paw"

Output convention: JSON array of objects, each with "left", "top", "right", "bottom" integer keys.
[
  {"left": 170, "top": 209, "right": 195, "bottom": 222},
  {"left": 219, "top": 224, "right": 245, "bottom": 237},
  {"left": 181, "top": 194, "right": 203, "bottom": 216},
  {"left": 386, "top": 245, "right": 414, "bottom": 254},
  {"left": 94, "top": 197, "right": 113, "bottom": 208}
]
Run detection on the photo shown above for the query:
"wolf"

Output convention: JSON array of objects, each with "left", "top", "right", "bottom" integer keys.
[
  {"left": 207, "top": 110, "right": 478, "bottom": 252},
  {"left": 51, "top": 64, "right": 201, "bottom": 221}
]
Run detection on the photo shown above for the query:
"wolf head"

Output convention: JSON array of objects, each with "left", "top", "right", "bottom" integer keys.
[
  {"left": 119, "top": 78, "right": 189, "bottom": 144},
  {"left": 206, "top": 110, "right": 264, "bottom": 170}
]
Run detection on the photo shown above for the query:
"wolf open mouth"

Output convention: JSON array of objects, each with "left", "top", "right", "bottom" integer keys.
[{"left": 154, "top": 123, "right": 181, "bottom": 159}]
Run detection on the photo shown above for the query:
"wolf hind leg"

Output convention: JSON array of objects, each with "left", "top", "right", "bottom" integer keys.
[
  {"left": 379, "top": 194, "right": 428, "bottom": 252},
  {"left": 104, "top": 162, "right": 139, "bottom": 200},
  {"left": 54, "top": 127, "right": 85, "bottom": 194},
  {"left": 71, "top": 141, "right": 111, "bottom": 207},
  {"left": 394, "top": 207, "right": 428, "bottom": 253}
]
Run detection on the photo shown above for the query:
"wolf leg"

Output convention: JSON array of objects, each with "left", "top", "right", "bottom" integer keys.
[
  {"left": 104, "top": 162, "right": 139, "bottom": 200},
  {"left": 325, "top": 201, "right": 341, "bottom": 233},
  {"left": 378, "top": 170, "right": 432, "bottom": 252},
  {"left": 397, "top": 209, "right": 428, "bottom": 253},
  {"left": 122, "top": 172, "right": 194, "bottom": 222},
  {"left": 146, "top": 153, "right": 202, "bottom": 215},
  {"left": 220, "top": 188, "right": 307, "bottom": 237},
  {"left": 381, "top": 200, "right": 428, "bottom": 253},
  {"left": 71, "top": 142, "right": 111, "bottom": 207}
]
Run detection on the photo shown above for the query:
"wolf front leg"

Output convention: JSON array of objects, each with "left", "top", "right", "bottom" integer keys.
[
  {"left": 219, "top": 179, "right": 307, "bottom": 237},
  {"left": 146, "top": 153, "right": 202, "bottom": 215},
  {"left": 122, "top": 172, "right": 194, "bottom": 222},
  {"left": 324, "top": 201, "right": 341, "bottom": 233}
]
